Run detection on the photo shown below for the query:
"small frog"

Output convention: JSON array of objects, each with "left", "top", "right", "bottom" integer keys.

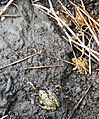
[
  {"left": 39, "top": 90, "right": 59, "bottom": 110},
  {"left": 27, "top": 81, "right": 60, "bottom": 110}
]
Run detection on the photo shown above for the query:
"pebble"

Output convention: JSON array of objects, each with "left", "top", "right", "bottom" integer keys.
[
  {"left": 82, "top": 100, "right": 86, "bottom": 106},
  {"left": 80, "top": 100, "right": 86, "bottom": 109},
  {"left": 76, "top": 86, "right": 81, "bottom": 93},
  {"left": 0, "top": 98, "right": 7, "bottom": 107},
  {"left": 4, "top": 78, "right": 12, "bottom": 93},
  {"left": 0, "top": 39, "right": 7, "bottom": 51},
  {"left": 96, "top": 78, "right": 99, "bottom": 84}
]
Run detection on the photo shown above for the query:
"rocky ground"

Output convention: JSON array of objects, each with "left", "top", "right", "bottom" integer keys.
[{"left": 0, "top": 0, "right": 99, "bottom": 119}]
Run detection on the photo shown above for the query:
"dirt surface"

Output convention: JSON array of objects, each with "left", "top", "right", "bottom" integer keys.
[{"left": 0, "top": 0, "right": 99, "bottom": 119}]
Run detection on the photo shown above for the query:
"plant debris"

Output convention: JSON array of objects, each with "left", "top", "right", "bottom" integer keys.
[
  {"left": 33, "top": 0, "right": 99, "bottom": 74},
  {"left": 72, "top": 57, "right": 88, "bottom": 74}
]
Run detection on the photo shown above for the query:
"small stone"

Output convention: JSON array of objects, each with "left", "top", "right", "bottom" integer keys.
[
  {"left": 0, "top": 39, "right": 7, "bottom": 51},
  {"left": 96, "top": 78, "right": 99, "bottom": 84},
  {"left": 82, "top": 100, "right": 86, "bottom": 106},
  {"left": 1, "top": 16, "right": 5, "bottom": 21},
  {"left": 76, "top": 87, "right": 81, "bottom": 93},
  {"left": 10, "top": 70, "right": 18, "bottom": 78},
  {"left": 0, "top": 98, "right": 7, "bottom": 107}
]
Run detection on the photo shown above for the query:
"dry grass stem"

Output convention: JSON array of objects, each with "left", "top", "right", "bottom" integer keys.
[
  {"left": 24, "top": 65, "right": 63, "bottom": 70},
  {"left": 0, "top": 51, "right": 42, "bottom": 70},
  {"left": 12, "top": 3, "right": 35, "bottom": 29},
  {"left": 88, "top": 38, "right": 92, "bottom": 74},
  {"left": 77, "top": 8, "right": 99, "bottom": 46},
  {"left": 69, "top": 1, "right": 99, "bottom": 27},
  {"left": 0, "top": 0, "right": 14, "bottom": 15},
  {"left": 0, "top": 14, "right": 21, "bottom": 17}
]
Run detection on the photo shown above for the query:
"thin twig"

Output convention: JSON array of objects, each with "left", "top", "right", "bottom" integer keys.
[
  {"left": 80, "top": 0, "right": 85, "bottom": 9},
  {"left": 67, "top": 84, "right": 93, "bottom": 119},
  {"left": 69, "top": 1, "right": 99, "bottom": 27},
  {"left": 24, "top": 65, "right": 63, "bottom": 70},
  {"left": 0, "top": 14, "right": 21, "bottom": 17},
  {"left": 27, "top": 81, "right": 36, "bottom": 90},
  {"left": 48, "top": 0, "right": 63, "bottom": 28},
  {"left": 0, "top": 0, "right": 14, "bottom": 15},
  {"left": 77, "top": 8, "right": 99, "bottom": 46},
  {"left": 72, "top": 43, "right": 99, "bottom": 64},
  {"left": 0, "top": 51, "right": 41, "bottom": 70},
  {"left": 12, "top": 3, "right": 34, "bottom": 29},
  {"left": 88, "top": 37, "right": 92, "bottom": 74},
  {"left": 44, "top": 53, "right": 75, "bottom": 65},
  {"left": 58, "top": 0, "right": 78, "bottom": 25}
]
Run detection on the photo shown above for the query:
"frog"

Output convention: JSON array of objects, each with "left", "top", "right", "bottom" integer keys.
[
  {"left": 27, "top": 81, "right": 60, "bottom": 110},
  {"left": 39, "top": 90, "right": 59, "bottom": 110}
]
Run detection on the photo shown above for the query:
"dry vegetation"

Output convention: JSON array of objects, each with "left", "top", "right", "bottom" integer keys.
[{"left": 32, "top": 0, "right": 99, "bottom": 74}]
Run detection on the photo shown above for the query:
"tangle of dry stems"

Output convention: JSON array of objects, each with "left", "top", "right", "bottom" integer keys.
[{"left": 32, "top": 0, "right": 99, "bottom": 74}]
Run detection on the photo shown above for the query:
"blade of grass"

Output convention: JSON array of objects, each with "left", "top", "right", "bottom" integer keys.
[{"left": 24, "top": 65, "right": 63, "bottom": 70}]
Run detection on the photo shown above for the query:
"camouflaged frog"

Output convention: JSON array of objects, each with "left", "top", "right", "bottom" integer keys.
[
  {"left": 27, "top": 81, "right": 60, "bottom": 110},
  {"left": 39, "top": 90, "right": 59, "bottom": 110}
]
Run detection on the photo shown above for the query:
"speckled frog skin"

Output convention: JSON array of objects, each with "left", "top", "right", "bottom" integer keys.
[{"left": 39, "top": 90, "right": 59, "bottom": 110}]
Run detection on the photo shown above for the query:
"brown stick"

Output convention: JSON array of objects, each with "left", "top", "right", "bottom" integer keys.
[{"left": 0, "top": 51, "right": 41, "bottom": 70}]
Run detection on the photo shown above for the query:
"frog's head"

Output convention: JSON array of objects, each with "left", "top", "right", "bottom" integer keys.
[{"left": 39, "top": 90, "right": 47, "bottom": 97}]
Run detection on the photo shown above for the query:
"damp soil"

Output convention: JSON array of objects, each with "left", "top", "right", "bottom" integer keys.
[{"left": 0, "top": 0, "right": 99, "bottom": 119}]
